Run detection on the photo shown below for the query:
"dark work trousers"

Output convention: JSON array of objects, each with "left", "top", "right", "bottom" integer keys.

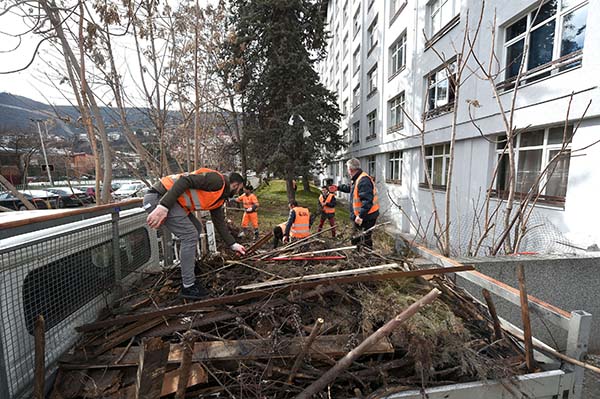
[
  {"left": 273, "top": 226, "right": 284, "bottom": 249},
  {"left": 143, "top": 192, "right": 202, "bottom": 287},
  {"left": 351, "top": 217, "right": 377, "bottom": 249},
  {"left": 317, "top": 214, "right": 336, "bottom": 237}
]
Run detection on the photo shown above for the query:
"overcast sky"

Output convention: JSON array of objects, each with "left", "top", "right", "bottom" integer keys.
[{"left": 0, "top": 0, "right": 218, "bottom": 106}]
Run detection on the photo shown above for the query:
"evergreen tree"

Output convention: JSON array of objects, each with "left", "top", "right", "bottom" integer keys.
[{"left": 227, "top": 0, "right": 342, "bottom": 199}]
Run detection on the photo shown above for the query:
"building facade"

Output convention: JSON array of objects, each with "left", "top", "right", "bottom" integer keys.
[{"left": 319, "top": 0, "right": 599, "bottom": 255}]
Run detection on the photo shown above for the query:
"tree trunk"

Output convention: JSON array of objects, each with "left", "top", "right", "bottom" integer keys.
[
  {"left": 302, "top": 175, "right": 310, "bottom": 192},
  {"left": 286, "top": 174, "right": 295, "bottom": 202}
]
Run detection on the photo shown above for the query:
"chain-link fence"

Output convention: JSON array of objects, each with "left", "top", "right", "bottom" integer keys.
[{"left": 0, "top": 208, "right": 159, "bottom": 399}]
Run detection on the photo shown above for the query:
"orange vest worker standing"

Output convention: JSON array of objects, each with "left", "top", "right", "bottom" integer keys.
[{"left": 236, "top": 184, "right": 260, "bottom": 239}]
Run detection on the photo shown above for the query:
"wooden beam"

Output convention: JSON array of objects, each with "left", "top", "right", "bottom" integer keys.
[
  {"left": 295, "top": 288, "right": 441, "bottom": 399},
  {"left": 61, "top": 335, "right": 394, "bottom": 369},
  {"left": 166, "top": 364, "right": 206, "bottom": 397},
  {"left": 175, "top": 332, "right": 195, "bottom": 399},
  {"left": 34, "top": 315, "right": 45, "bottom": 399},
  {"left": 134, "top": 337, "right": 170, "bottom": 399},
  {"left": 78, "top": 265, "right": 473, "bottom": 333},
  {"left": 482, "top": 289, "right": 503, "bottom": 341},
  {"left": 93, "top": 317, "right": 165, "bottom": 356},
  {"left": 238, "top": 263, "right": 402, "bottom": 290},
  {"left": 517, "top": 264, "right": 537, "bottom": 372},
  {"left": 288, "top": 318, "right": 324, "bottom": 383},
  {"left": 245, "top": 230, "right": 274, "bottom": 255}
]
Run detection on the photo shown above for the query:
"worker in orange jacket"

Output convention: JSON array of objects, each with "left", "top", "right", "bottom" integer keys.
[
  {"left": 272, "top": 200, "right": 311, "bottom": 248},
  {"left": 317, "top": 185, "right": 336, "bottom": 237},
  {"left": 236, "top": 184, "right": 260, "bottom": 239}
]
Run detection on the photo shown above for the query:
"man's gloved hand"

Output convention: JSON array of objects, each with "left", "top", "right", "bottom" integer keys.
[
  {"left": 147, "top": 205, "right": 168, "bottom": 229},
  {"left": 354, "top": 216, "right": 363, "bottom": 226},
  {"left": 230, "top": 243, "right": 246, "bottom": 255},
  {"left": 246, "top": 207, "right": 253, "bottom": 213},
  {"left": 282, "top": 236, "right": 289, "bottom": 244}
]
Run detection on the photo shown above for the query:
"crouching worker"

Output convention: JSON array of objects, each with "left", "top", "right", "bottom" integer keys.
[
  {"left": 144, "top": 168, "right": 247, "bottom": 300},
  {"left": 236, "top": 184, "right": 260, "bottom": 240},
  {"left": 317, "top": 185, "right": 336, "bottom": 237},
  {"left": 272, "top": 200, "right": 311, "bottom": 248}
]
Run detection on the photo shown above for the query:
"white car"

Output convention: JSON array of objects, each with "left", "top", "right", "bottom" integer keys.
[{"left": 112, "top": 182, "right": 147, "bottom": 200}]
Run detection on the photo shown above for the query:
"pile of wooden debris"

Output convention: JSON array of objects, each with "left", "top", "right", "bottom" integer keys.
[{"left": 49, "top": 230, "right": 531, "bottom": 398}]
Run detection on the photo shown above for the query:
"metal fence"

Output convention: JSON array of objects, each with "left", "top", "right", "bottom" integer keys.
[{"left": 0, "top": 207, "right": 159, "bottom": 399}]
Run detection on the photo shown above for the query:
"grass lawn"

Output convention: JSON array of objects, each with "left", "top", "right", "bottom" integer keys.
[{"left": 241, "top": 180, "right": 352, "bottom": 232}]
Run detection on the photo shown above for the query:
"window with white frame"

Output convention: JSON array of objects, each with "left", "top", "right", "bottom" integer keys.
[
  {"left": 503, "top": 0, "right": 588, "bottom": 82},
  {"left": 367, "top": 110, "right": 377, "bottom": 139},
  {"left": 495, "top": 125, "right": 573, "bottom": 204},
  {"left": 353, "top": 46, "right": 361, "bottom": 75},
  {"left": 367, "top": 17, "right": 378, "bottom": 51},
  {"left": 426, "top": 61, "right": 456, "bottom": 115},
  {"left": 343, "top": 66, "right": 349, "bottom": 88},
  {"left": 353, "top": 84, "right": 360, "bottom": 109},
  {"left": 387, "top": 151, "right": 402, "bottom": 183},
  {"left": 343, "top": 33, "right": 349, "bottom": 56},
  {"left": 367, "top": 155, "right": 376, "bottom": 178},
  {"left": 390, "top": 0, "right": 406, "bottom": 20},
  {"left": 353, "top": 6, "right": 361, "bottom": 37},
  {"left": 428, "top": 0, "right": 458, "bottom": 36},
  {"left": 352, "top": 121, "right": 360, "bottom": 144},
  {"left": 389, "top": 31, "right": 407, "bottom": 77},
  {"left": 342, "top": 98, "right": 348, "bottom": 116},
  {"left": 422, "top": 143, "right": 450, "bottom": 188},
  {"left": 388, "top": 92, "right": 405, "bottom": 132},
  {"left": 367, "top": 64, "right": 377, "bottom": 95}
]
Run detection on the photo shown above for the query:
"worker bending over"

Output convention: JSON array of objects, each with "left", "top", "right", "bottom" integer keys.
[
  {"left": 272, "top": 200, "right": 311, "bottom": 248},
  {"left": 317, "top": 185, "right": 336, "bottom": 237},
  {"left": 144, "top": 168, "right": 247, "bottom": 300},
  {"left": 236, "top": 184, "right": 260, "bottom": 240},
  {"left": 336, "top": 158, "right": 379, "bottom": 249}
]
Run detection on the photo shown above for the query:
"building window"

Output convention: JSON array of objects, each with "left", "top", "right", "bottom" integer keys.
[
  {"left": 425, "top": 61, "right": 456, "bottom": 118},
  {"left": 343, "top": 66, "right": 349, "bottom": 88},
  {"left": 389, "top": 31, "right": 407, "bottom": 77},
  {"left": 352, "top": 84, "right": 360, "bottom": 110},
  {"left": 367, "top": 110, "right": 377, "bottom": 139},
  {"left": 353, "top": 6, "right": 361, "bottom": 37},
  {"left": 343, "top": 128, "right": 349, "bottom": 143},
  {"left": 367, "top": 155, "right": 376, "bottom": 178},
  {"left": 367, "top": 64, "right": 377, "bottom": 96},
  {"left": 503, "top": 1, "right": 587, "bottom": 84},
  {"left": 390, "top": 0, "right": 407, "bottom": 23},
  {"left": 495, "top": 125, "right": 573, "bottom": 205},
  {"left": 388, "top": 92, "right": 405, "bottom": 132},
  {"left": 387, "top": 151, "right": 402, "bottom": 184},
  {"left": 343, "top": 33, "right": 349, "bottom": 56},
  {"left": 352, "top": 121, "right": 360, "bottom": 144},
  {"left": 367, "top": 17, "right": 378, "bottom": 51},
  {"left": 428, "top": 0, "right": 458, "bottom": 36},
  {"left": 342, "top": 98, "right": 348, "bottom": 116},
  {"left": 353, "top": 46, "right": 361, "bottom": 75},
  {"left": 422, "top": 143, "right": 450, "bottom": 189}
]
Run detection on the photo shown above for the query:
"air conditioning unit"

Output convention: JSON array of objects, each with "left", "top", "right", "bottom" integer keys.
[{"left": 0, "top": 208, "right": 159, "bottom": 399}]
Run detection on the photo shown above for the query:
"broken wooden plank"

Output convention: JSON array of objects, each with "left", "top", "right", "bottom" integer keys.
[
  {"left": 482, "top": 289, "right": 503, "bottom": 341},
  {"left": 295, "top": 288, "right": 441, "bottom": 399},
  {"left": 135, "top": 337, "right": 170, "bottom": 399},
  {"left": 61, "top": 335, "right": 394, "bottom": 369},
  {"left": 276, "top": 246, "right": 357, "bottom": 258},
  {"left": 288, "top": 318, "right": 324, "bottom": 383},
  {"left": 268, "top": 255, "right": 346, "bottom": 262},
  {"left": 239, "top": 263, "right": 405, "bottom": 290},
  {"left": 94, "top": 317, "right": 166, "bottom": 357},
  {"left": 245, "top": 230, "right": 274, "bottom": 255},
  {"left": 164, "top": 363, "right": 207, "bottom": 397},
  {"left": 78, "top": 265, "right": 473, "bottom": 332},
  {"left": 517, "top": 264, "right": 537, "bottom": 372},
  {"left": 175, "top": 332, "right": 195, "bottom": 399}
]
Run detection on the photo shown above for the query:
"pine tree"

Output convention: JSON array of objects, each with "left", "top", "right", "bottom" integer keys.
[{"left": 227, "top": 0, "right": 342, "bottom": 199}]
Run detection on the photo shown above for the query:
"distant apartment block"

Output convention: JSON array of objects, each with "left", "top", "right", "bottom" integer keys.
[{"left": 318, "top": 0, "right": 599, "bottom": 254}]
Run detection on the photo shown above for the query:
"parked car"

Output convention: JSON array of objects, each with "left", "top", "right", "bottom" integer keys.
[
  {"left": 76, "top": 186, "right": 97, "bottom": 202},
  {"left": 112, "top": 182, "right": 147, "bottom": 200},
  {"left": 46, "top": 187, "right": 91, "bottom": 207},
  {"left": 0, "top": 191, "right": 60, "bottom": 211}
]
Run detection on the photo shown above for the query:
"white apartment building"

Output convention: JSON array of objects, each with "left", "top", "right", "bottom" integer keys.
[{"left": 318, "top": 0, "right": 600, "bottom": 255}]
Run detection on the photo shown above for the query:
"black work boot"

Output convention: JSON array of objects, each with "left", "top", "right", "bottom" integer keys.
[
  {"left": 254, "top": 229, "right": 260, "bottom": 240},
  {"left": 180, "top": 283, "right": 209, "bottom": 300}
]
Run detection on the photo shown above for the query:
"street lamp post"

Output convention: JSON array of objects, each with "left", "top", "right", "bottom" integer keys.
[{"left": 33, "top": 119, "right": 54, "bottom": 186}]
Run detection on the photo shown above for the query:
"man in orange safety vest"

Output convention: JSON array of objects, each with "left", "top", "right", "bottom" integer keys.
[{"left": 272, "top": 200, "right": 311, "bottom": 248}]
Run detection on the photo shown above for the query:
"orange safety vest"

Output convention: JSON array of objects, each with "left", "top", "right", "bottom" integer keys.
[
  {"left": 352, "top": 172, "right": 379, "bottom": 217},
  {"left": 319, "top": 193, "right": 335, "bottom": 214},
  {"left": 238, "top": 193, "right": 259, "bottom": 209},
  {"left": 290, "top": 207, "right": 310, "bottom": 238},
  {"left": 160, "top": 168, "right": 226, "bottom": 213}
]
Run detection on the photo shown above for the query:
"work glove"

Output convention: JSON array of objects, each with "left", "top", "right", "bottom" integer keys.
[
  {"left": 230, "top": 243, "right": 246, "bottom": 255},
  {"left": 282, "top": 236, "right": 289, "bottom": 244},
  {"left": 246, "top": 207, "right": 253, "bottom": 213},
  {"left": 354, "top": 216, "right": 363, "bottom": 226}
]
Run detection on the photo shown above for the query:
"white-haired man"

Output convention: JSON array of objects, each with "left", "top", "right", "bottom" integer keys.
[{"left": 336, "top": 158, "right": 379, "bottom": 248}]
